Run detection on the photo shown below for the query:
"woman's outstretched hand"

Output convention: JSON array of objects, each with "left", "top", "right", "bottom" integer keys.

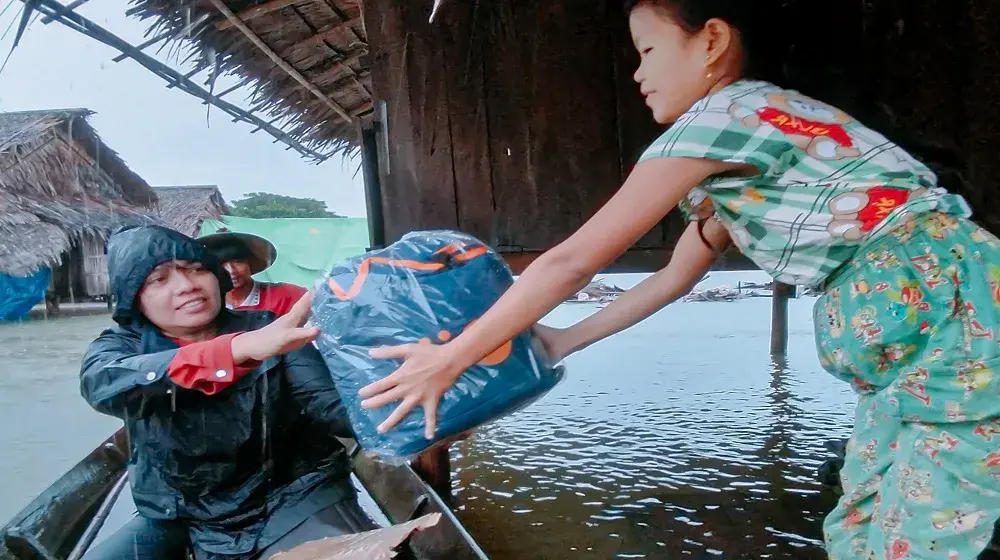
[
  {"left": 359, "top": 342, "right": 465, "bottom": 439},
  {"left": 361, "top": 325, "right": 574, "bottom": 438},
  {"left": 231, "top": 291, "right": 320, "bottom": 363}
]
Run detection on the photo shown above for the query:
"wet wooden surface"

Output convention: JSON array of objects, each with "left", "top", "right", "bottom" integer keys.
[
  {"left": 364, "top": 0, "right": 1000, "bottom": 273},
  {"left": 363, "top": 0, "right": 671, "bottom": 270}
]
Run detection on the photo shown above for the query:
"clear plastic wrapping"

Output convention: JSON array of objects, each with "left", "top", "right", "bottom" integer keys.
[{"left": 311, "top": 230, "right": 565, "bottom": 460}]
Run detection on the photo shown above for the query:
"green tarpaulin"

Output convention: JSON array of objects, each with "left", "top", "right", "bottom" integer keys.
[{"left": 199, "top": 216, "right": 370, "bottom": 289}]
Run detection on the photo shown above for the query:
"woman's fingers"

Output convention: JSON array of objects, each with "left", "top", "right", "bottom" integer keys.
[
  {"left": 362, "top": 342, "right": 453, "bottom": 437},
  {"left": 368, "top": 344, "right": 414, "bottom": 360},
  {"left": 284, "top": 291, "right": 315, "bottom": 327},
  {"left": 422, "top": 398, "right": 438, "bottom": 439},
  {"left": 359, "top": 345, "right": 414, "bottom": 399},
  {"left": 359, "top": 383, "right": 409, "bottom": 409},
  {"left": 358, "top": 367, "right": 403, "bottom": 399},
  {"left": 287, "top": 326, "right": 320, "bottom": 348},
  {"left": 377, "top": 396, "right": 420, "bottom": 433}
]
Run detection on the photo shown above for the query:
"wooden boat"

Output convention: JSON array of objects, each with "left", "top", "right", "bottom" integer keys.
[{"left": 0, "top": 428, "right": 489, "bottom": 560}]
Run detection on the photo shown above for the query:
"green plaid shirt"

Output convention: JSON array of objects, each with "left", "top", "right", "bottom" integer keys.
[{"left": 639, "top": 80, "right": 972, "bottom": 287}]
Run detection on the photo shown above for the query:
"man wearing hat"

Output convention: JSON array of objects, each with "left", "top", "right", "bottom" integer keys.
[{"left": 199, "top": 229, "right": 307, "bottom": 317}]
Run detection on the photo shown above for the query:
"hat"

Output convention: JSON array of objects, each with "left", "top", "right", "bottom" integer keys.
[
  {"left": 107, "top": 225, "right": 232, "bottom": 325},
  {"left": 198, "top": 229, "right": 277, "bottom": 275}
]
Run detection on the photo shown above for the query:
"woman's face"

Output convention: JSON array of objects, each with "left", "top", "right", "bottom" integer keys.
[
  {"left": 137, "top": 260, "right": 221, "bottom": 338},
  {"left": 630, "top": 4, "right": 714, "bottom": 124}
]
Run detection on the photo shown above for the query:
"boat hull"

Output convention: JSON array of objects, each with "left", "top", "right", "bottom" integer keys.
[{"left": 1, "top": 430, "right": 488, "bottom": 560}]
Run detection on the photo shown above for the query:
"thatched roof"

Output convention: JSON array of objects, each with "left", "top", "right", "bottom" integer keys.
[
  {"left": 128, "top": 0, "right": 372, "bottom": 157},
  {"left": 153, "top": 185, "right": 229, "bottom": 236},
  {"left": 0, "top": 109, "right": 159, "bottom": 276}
]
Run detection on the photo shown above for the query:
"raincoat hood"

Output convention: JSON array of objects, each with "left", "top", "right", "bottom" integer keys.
[{"left": 107, "top": 225, "right": 232, "bottom": 325}]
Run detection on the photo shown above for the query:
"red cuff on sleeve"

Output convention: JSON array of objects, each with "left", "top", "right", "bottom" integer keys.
[{"left": 167, "top": 333, "right": 260, "bottom": 396}]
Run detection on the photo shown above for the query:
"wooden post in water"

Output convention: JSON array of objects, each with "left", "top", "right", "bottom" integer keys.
[
  {"left": 770, "top": 282, "right": 793, "bottom": 356},
  {"left": 411, "top": 447, "right": 452, "bottom": 504}
]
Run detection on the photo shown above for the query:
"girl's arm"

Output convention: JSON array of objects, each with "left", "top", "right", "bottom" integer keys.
[
  {"left": 360, "top": 156, "right": 745, "bottom": 436},
  {"left": 549, "top": 217, "right": 731, "bottom": 359}
]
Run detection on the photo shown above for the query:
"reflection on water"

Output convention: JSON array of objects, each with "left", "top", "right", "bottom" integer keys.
[
  {"left": 449, "top": 288, "right": 854, "bottom": 559},
  {"left": 0, "top": 314, "right": 121, "bottom": 521},
  {"left": 0, "top": 273, "right": 856, "bottom": 558}
]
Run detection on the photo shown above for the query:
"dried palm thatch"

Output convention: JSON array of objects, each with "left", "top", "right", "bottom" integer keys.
[
  {"left": 0, "top": 109, "right": 159, "bottom": 277},
  {"left": 153, "top": 185, "right": 229, "bottom": 236},
  {"left": 128, "top": 0, "right": 373, "bottom": 157}
]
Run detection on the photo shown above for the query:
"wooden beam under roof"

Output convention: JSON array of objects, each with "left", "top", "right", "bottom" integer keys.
[
  {"left": 215, "top": 0, "right": 305, "bottom": 30},
  {"left": 207, "top": 0, "right": 354, "bottom": 123}
]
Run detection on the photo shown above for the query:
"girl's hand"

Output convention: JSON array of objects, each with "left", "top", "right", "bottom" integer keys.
[
  {"left": 358, "top": 342, "right": 465, "bottom": 438},
  {"left": 231, "top": 292, "right": 320, "bottom": 363},
  {"left": 531, "top": 323, "right": 577, "bottom": 364}
]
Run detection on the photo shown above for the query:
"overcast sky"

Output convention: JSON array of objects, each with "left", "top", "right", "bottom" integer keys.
[{"left": 0, "top": 1, "right": 368, "bottom": 217}]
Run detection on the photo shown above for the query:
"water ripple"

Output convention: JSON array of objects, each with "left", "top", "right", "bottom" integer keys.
[{"left": 452, "top": 299, "right": 854, "bottom": 559}]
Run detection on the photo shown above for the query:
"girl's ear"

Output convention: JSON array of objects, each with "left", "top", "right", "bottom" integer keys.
[{"left": 702, "top": 17, "right": 736, "bottom": 68}]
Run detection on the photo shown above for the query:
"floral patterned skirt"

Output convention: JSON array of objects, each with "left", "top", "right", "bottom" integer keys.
[{"left": 813, "top": 212, "right": 1000, "bottom": 559}]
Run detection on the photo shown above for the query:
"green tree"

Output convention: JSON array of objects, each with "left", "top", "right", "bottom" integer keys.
[{"left": 230, "top": 192, "right": 343, "bottom": 219}]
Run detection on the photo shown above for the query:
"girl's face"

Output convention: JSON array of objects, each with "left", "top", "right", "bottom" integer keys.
[{"left": 630, "top": 4, "right": 730, "bottom": 124}]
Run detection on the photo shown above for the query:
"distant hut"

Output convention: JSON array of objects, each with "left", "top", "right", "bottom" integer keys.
[
  {"left": 153, "top": 185, "right": 228, "bottom": 237},
  {"left": 0, "top": 109, "right": 157, "bottom": 317}
]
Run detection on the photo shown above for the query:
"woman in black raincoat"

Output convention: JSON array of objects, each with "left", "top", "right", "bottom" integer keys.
[{"left": 80, "top": 225, "right": 376, "bottom": 560}]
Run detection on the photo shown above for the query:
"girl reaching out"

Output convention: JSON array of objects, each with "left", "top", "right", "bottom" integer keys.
[{"left": 360, "top": 1, "right": 1000, "bottom": 557}]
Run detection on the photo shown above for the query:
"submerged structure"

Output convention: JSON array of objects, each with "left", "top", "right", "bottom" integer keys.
[{"left": 0, "top": 109, "right": 157, "bottom": 319}]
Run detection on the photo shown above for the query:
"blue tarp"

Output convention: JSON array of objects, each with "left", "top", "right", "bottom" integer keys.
[
  {"left": 312, "top": 230, "right": 565, "bottom": 460},
  {"left": 0, "top": 268, "right": 51, "bottom": 321}
]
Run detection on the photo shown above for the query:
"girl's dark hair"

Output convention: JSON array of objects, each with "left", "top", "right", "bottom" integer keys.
[
  {"left": 623, "top": 0, "right": 970, "bottom": 193},
  {"left": 624, "top": 0, "right": 786, "bottom": 83}
]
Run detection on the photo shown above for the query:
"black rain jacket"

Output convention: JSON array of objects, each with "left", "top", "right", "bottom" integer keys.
[{"left": 80, "top": 225, "right": 355, "bottom": 558}]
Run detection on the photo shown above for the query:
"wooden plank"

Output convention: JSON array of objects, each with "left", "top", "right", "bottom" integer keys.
[
  {"left": 80, "top": 234, "right": 109, "bottom": 297},
  {"left": 360, "top": 125, "right": 386, "bottom": 249},
  {"left": 410, "top": 447, "right": 451, "bottom": 501},
  {"left": 216, "top": 0, "right": 304, "bottom": 30},
  {"left": 362, "top": 4, "right": 406, "bottom": 242},
  {"left": 364, "top": 0, "right": 418, "bottom": 242},
  {"left": 437, "top": 0, "right": 494, "bottom": 243},
  {"left": 854, "top": 0, "right": 999, "bottom": 236},
  {"left": 309, "top": 51, "right": 368, "bottom": 84},
  {"left": 961, "top": 0, "right": 1000, "bottom": 234},
  {"left": 352, "top": 452, "right": 488, "bottom": 559},
  {"left": 282, "top": 20, "right": 356, "bottom": 52},
  {"left": 207, "top": 0, "right": 354, "bottom": 123},
  {"left": 364, "top": 0, "right": 459, "bottom": 242},
  {"left": 0, "top": 430, "right": 129, "bottom": 560},
  {"left": 483, "top": 0, "right": 624, "bottom": 251}
]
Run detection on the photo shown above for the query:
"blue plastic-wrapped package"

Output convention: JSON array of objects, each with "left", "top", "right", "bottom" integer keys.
[{"left": 311, "top": 230, "right": 565, "bottom": 460}]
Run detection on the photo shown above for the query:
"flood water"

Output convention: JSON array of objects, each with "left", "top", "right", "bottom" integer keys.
[{"left": 0, "top": 272, "right": 854, "bottom": 559}]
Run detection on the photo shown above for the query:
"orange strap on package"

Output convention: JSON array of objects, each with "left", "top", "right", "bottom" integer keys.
[{"left": 327, "top": 242, "right": 488, "bottom": 301}]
